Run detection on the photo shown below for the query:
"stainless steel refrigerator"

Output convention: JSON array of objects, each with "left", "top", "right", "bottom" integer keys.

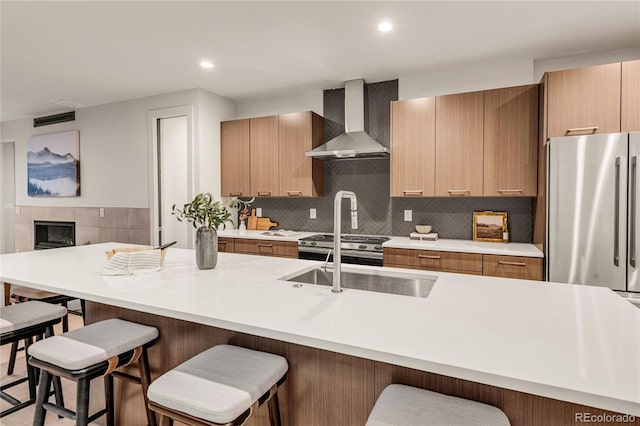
[{"left": 547, "top": 132, "right": 640, "bottom": 295}]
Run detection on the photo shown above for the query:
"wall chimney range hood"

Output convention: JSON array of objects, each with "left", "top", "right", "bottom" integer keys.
[{"left": 306, "top": 79, "right": 389, "bottom": 159}]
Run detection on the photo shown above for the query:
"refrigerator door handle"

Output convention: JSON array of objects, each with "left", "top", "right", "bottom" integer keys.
[
  {"left": 631, "top": 156, "right": 637, "bottom": 268},
  {"left": 614, "top": 157, "right": 621, "bottom": 267}
]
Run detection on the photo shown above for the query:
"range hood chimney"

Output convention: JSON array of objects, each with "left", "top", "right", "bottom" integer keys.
[{"left": 306, "top": 79, "right": 389, "bottom": 159}]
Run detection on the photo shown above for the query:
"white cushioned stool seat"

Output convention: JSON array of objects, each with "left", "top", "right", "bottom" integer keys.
[
  {"left": 147, "top": 344, "right": 288, "bottom": 424},
  {"left": 28, "top": 318, "right": 159, "bottom": 370},
  {"left": 366, "top": 384, "right": 510, "bottom": 426},
  {"left": 0, "top": 301, "right": 67, "bottom": 334}
]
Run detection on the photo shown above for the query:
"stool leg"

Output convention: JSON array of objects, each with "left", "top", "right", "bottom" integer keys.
[
  {"left": 104, "top": 374, "right": 114, "bottom": 426},
  {"left": 159, "top": 414, "right": 174, "bottom": 426},
  {"left": 75, "top": 378, "right": 90, "bottom": 426},
  {"left": 80, "top": 299, "right": 86, "bottom": 324},
  {"left": 7, "top": 341, "right": 18, "bottom": 375},
  {"left": 23, "top": 337, "right": 39, "bottom": 392},
  {"left": 61, "top": 301, "right": 69, "bottom": 333},
  {"left": 267, "top": 391, "right": 282, "bottom": 426},
  {"left": 138, "top": 348, "right": 157, "bottom": 426},
  {"left": 33, "top": 369, "right": 52, "bottom": 426}
]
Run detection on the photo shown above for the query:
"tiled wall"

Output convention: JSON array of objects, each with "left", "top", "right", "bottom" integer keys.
[
  {"left": 248, "top": 79, "right": 534, "bottom": 243},
  {"left": 14, "top": 206, "right": 150, "bottom": 252}
]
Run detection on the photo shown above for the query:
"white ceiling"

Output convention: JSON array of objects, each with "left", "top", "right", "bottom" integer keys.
[{"left": 2, "top": 1, "right": 639, "bottom": 122}]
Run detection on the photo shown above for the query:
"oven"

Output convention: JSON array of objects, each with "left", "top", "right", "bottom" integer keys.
[{"left": 298, "top": 234, "right": 389, "bottom": 267}]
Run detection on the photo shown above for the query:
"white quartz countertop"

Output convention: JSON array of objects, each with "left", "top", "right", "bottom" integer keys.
[
  {"left": 383, "top": 237, "right": 544, "bottom": 258},
  {"left": 1, "top": 243, "right": 637, "bottom": 416}
]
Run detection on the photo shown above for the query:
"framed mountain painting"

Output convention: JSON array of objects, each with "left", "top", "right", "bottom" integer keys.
[{"left": 27, "top": 130, "right": 80, "bottom": 196}]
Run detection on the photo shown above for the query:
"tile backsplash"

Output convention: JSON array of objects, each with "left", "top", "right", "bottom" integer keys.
[
  {"left": 247, "top": 78, "right": 533, "bottom": 243},
  {"left": 14, "top": 206, "right": 150, "bottom": 252}
]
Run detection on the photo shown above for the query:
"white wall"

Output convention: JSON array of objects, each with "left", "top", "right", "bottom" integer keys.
[
  {"left": 534, "top": 46, "right": 640, "bottom": 81},
  {"left": 234, "top": 48, "right": 640, "bottom": 117},
  {"left": 197, "top": 90, "right": 237, "bottom": 199},
  {"left": 236, "top": 90, "right": 323, "bottom": 119},
  {"left": 1, "top": 88, "right": 236, "bottom": 208},
  {"left": 399, "top": 59, "right": 535, "bottom": 100}
]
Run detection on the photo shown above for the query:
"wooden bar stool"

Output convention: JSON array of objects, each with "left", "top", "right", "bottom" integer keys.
[
  {"left": 366, "top": 384, "right": 511, "bottom": 426},
  {"left": 7, "top": 285, "right": 84, "bottom": 376},
  {"left": 0, "top": 301, "right": 67, "bottom": 418},
  {"left": 28, "top": 318, "right": 159, "bottom": 426},
  {"left": 147, "top": 344, "right": 288, "bottom": 426}
]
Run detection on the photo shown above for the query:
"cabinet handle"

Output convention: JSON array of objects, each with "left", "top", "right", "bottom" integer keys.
[
  {"left": 257, "top": 243, "right": 273, "bottom": 248},
  {"left": 631, "top": 156, "right": 637, "bottom": 268},
  {"left": 287, "top": 190, "right": 303, "bottom": 196},
  {"left": 228, "top": 192, "right": 242, "bottom": 197},
  {"left": 497, "top": 189, "right": 523, "bottom": 194},
  {"left": 566, "top": 126, "right": 599, "bottom": 135},
  {"left": 447, "top": 189, "right": 470, "bottom": 196},
  {"left": 614, "top": 157, "right": 621, "bottom": 267},
  {"left": 498, "top": 260, "right": 527, "bottom": 267},
  {"left": 418, "top": 254, "right": 441, "bottom": 259},
  {"left": 219, "top": 241, "right": 227, "bottom": 245},
  {"left": 257, "top": 191, "right": 272, "bottom": 196},
  {"left": 403, "top": 190, "right": 423, "bottom": 196}
]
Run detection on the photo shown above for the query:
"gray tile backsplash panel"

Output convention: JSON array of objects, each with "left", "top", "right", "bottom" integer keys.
[
  {"left": 392, "top": 197, "right": 532, "bottom": 242},
  {"left": 248, "top": 78, "right": 533, "bottom": 243}
]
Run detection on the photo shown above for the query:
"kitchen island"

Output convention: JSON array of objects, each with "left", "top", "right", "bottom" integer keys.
[{"left": 1, "top": 243, "right": 638, "bottom": 425}]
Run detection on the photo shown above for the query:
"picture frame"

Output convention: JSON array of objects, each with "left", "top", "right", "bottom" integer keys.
[
  {"left": 27, "top": 130, "right": 80, "bottom": 197},
  {"left": 473, "top": 211, "right": 507, "bottom": 243}
]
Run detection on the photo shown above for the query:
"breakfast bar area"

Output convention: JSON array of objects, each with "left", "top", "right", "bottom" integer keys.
[{"left": 1, "top": 243, "right": 638, "bottom": 425}]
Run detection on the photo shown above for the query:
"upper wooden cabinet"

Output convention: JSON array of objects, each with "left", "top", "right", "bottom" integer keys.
[
  {"left": 390, "top": 97, "right": 436, "bottom": 197},
  {"left": 435, "top": 91, "right": 484, "bottom": 196},
  {"left": 622, "top": 60, "right": 640, "bottom": 132},
  {"left": 221, "top": 119, "right": 250, "bottom": 197},
  {"left": 483, "top": 85, "right": 538, "bottom": 196},
  {"left": 222, "top": 112, "right": 324, "bottom": 197},
  {"left": 250, "top": 116, "right": 279, "bottom": 196},
  {"left": 278, "top": 112, "right": 324, "bottom": 197},
  {"left": 547, "top": 62, "right": 621, "bottom": 137}
]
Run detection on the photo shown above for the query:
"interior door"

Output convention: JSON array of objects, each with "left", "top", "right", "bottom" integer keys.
[
  {"left": 548, "top": 133, "right": 627, "bottom": 290},
  {"left": 628, "top": 133, "right": 640, "bottom": 292},
  {"left": 158, "top": 116, "right": 190, "bottom": 248}
]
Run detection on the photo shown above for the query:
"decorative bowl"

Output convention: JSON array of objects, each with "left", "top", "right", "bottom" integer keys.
[{"left": 415, "top": 225, "right": 432, "bottom": 234}]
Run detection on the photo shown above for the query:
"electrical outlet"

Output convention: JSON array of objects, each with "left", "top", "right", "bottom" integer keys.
[
  {"left": 310, "top": 208, "right": 316, "bottom": 219},
  {"left": 256, "top": 208, "right": 262, "bottom": 217},
  {"left": 99, "top": 208, "right": 105, "bottom": 218},
  {"left": 15, "top": 206, "right": 20, "bottom": 215},
  {"left": 404, "top": 210, "right": 412, "bottom": 222}
]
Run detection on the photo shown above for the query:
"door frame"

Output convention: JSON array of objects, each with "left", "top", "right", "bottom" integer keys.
[
  {"left": 148, "top": 105, "right": 195, "bottom": 247},
  {"left": 0, "top": 139, "right": 16, "bottom": 255}
]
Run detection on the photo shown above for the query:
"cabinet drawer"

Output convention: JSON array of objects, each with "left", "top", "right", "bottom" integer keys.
[
  {"left": 218, "top": 238, "right": 235, "bottom": 253},
  {"left": 384, "top": 248, "right": 483, "bottom": 274},
  {"left": 483, "top": 255, "right": 543, "bottom": 281},
  {"left": 234, "top": 239, "right": 298, "bottom": 258}
]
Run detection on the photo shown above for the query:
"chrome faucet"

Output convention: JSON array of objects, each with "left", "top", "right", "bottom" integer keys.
[{"left": 333, "top": 191, "right": 358, "bottom": 293}]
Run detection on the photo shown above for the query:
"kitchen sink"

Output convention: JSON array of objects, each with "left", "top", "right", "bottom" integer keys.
[{"left": 281, "top": 266, "right": 437, "bottom": 298}]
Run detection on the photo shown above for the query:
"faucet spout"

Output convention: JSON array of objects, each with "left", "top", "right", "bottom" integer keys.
[{"left": 333, "top": 191, "right": 358, "bottom": 293}]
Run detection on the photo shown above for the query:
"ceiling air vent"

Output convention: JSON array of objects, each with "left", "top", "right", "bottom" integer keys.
[{"left": 33, "top": 111, "right": 76, "bottom": 127}]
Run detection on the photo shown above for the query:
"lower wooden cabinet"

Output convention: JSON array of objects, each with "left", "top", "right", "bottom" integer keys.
[
  {"left": 482, "top": 255, "right": 543, "bottom": 281},
  {"left": 233, "top": 238, "right": 298, "bottom": 259},
  {"left": 218, "top": 238, "right": 235, "bottom": 253},
  {"left": 383, "top": 248, "right": 543, "bottom": 281},
  {"left": 384, "top": 248, "right": 483, "bottom": 275}
]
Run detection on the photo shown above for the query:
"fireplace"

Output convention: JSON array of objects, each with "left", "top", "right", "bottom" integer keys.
[{"left": 34, "top": 221, "right": 76, "bottom": 250}]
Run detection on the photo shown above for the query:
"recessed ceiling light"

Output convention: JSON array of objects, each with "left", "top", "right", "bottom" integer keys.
[
  {"left": 200, "top": 60, "right": 214, "bottom": 70},
  {"left": 378, "top": 22, "right": 393, "bottom": 32}
]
